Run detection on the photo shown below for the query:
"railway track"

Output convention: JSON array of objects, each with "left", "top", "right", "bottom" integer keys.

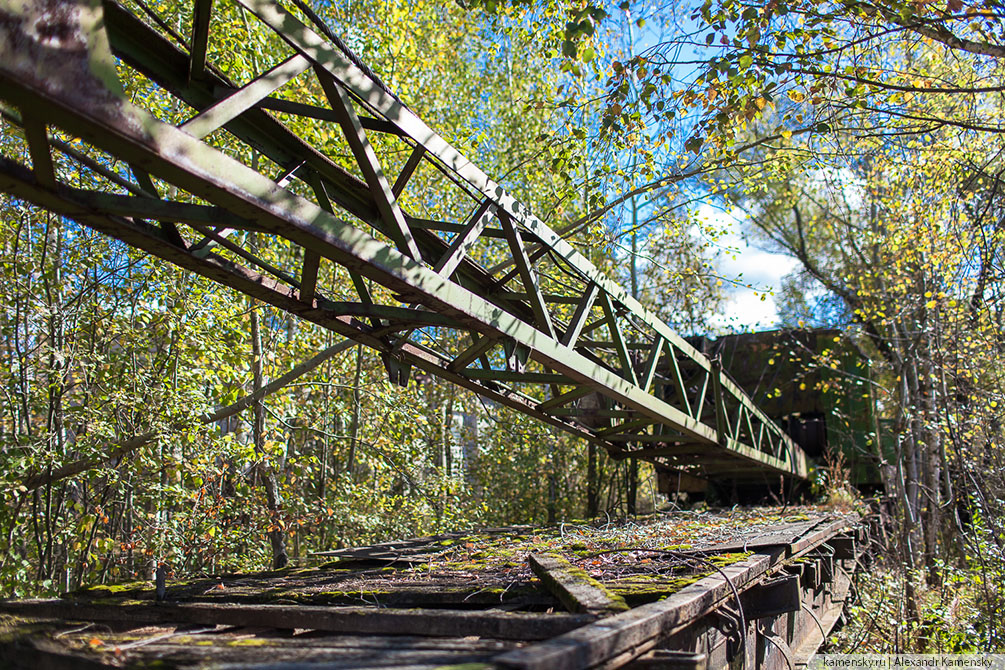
[{"left": 0, "top": 507, "right": 872, "bottom": 669}]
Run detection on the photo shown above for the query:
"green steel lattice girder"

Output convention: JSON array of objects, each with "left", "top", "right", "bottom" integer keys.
[{"left": 0, "top": 0, "right": 808, "bottom": 480}]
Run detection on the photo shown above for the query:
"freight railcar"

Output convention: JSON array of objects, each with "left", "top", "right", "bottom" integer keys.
[{"left": 656, "top": 329, "right": 886, "bottom": 500}]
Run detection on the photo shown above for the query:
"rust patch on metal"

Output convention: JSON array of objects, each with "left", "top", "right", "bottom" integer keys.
[{"left": 0, "top": 0, "right": 126, "bottom": 124}]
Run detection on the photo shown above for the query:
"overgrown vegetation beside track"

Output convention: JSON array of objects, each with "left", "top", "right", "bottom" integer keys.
[
  {"left": 0, "top": 0, "right": 670, "bottom": 596},
  {"left": 1, "top": 0, "right": 1004, "bottom": 651}
]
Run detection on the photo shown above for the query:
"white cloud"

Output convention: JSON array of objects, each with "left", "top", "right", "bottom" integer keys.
[{"left": 698, "top": 204, "right": 799, "bottom": 331}]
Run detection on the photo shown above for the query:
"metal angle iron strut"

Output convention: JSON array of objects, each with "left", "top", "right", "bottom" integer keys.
[{"left": 0, "top": 0, "right": 808, "bottom": 481}]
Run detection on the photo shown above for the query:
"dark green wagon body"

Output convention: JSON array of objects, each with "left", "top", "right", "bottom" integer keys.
[{"left": 667, "top": 329, "right": 886, "bottom": 492}]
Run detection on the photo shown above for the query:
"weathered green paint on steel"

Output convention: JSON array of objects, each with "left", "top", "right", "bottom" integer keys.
[
  {"left": 234, "top": 0, "right": 804, "bottom": 461},
  {"left": 0, "top": 0, "right": 809, "bottom": 479},
  {"left": 181, "top": 54, "right": 310, "bottom": 139}
]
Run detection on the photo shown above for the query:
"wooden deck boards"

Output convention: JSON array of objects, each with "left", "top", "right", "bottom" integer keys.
[{"left": 0, "top": 507, "right": 859, "bottom": 670}]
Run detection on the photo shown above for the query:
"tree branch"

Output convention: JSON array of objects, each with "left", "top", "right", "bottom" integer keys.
[{"left": 22, "top": 338, "right": 354, "bottom": 492}]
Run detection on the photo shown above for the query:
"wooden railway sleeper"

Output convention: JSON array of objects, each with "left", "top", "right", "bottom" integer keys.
[{"left": 625, "top": 650, "right": 710, "bottom": 670}]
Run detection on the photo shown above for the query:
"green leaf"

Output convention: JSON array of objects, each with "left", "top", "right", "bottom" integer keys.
[{"left": 684, "top": 135, "right": 704, "bottom": 154}]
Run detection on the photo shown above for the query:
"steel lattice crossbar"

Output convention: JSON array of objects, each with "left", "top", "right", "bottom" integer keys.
[{"left": 0, "top": 0, "right": 808, "bottom": 480}]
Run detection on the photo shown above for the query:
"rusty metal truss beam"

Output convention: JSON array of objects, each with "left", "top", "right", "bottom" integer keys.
[{"left": 0, "top": 0, "right": 808, "bottom": 480}]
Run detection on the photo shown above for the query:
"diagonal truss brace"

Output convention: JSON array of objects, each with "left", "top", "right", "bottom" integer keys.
[{"left": 0, "top": 0, "right": 808, "bottom": 481}]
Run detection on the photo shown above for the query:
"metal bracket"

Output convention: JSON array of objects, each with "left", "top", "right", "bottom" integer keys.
[
  {"left": 627, "top": 650, "right": 709, "bottom": 670},
  {"left": 380, "top": 352, "right": 412, "bottom": 387},
  {"left": 758, "top": 628, "right": 794, "bottom": 670},
  {"left": 800, "top": 600, "right": 827, "bottom": 639},
  {"left": 740, "top": 575, "right": 800, "bottom": 619},
  {"left": 502, "top": 337, "right": 531, "bottom": 371},
  {"left": 715, "top": 604, "right": 745, "bottom": 663},
  {"left": 828, "top": 535, "right": 856, "bottom": 559}
]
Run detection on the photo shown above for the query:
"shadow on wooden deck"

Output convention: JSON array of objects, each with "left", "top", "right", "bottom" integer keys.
[{"left": 0, "top": 506, "right": 871, "bottom": 670}]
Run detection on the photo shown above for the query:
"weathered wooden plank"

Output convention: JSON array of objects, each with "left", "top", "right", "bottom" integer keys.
[
  {"left": 0, "top": 600, "right": 594, "bottom": 641},
  {"left": 788, "top": 518, "right": 855, "bottom": 557},
  {"left": 158, "top": 583, "right": 553, "bottom": 610},
  {"left": 318, "top": 550, "right": 440, "bottom": 565},
  {"left": 23, "top": 620, "right": 510, "bottom": 670},
  {"left": 0, "top": 617, "right": 116, "bottom": 670},
  {"left": 494, "top": 551, "right": 778, "bottom": 670},
  {"left": 311, "top": 525, "right": 534, "bottom": 557},
  {"left": 672, "top": 521, "right": 822, "bottom": 555},
  {"left": 529, "top": 553, "right": 629, "bottom": 616},
  {"left": 149, "top": 631, "right": 516, "bottom": 652},
  {"left": 93, "top": 634, "right": 504, "bottom": 668},
  {"left": 665, "top": 517, "right": 853, "bottom": 557},
  {"left": 0, "top": 637, "right": 109, "bottom": 670}
]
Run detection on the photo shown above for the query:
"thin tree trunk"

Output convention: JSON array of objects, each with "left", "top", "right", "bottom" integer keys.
[
  {"left": 627, "top": 458, "right": 638, "bottom": 516},
  {"left": 587, "top": 443, "right": 598, "bottom": 518},
  {"left": 347, "top": 345, "right": 362, "bottom": 478},
  {"left": 22, "top": 339, "right": 353, "bottom": 492},
  {"left": 251, "top": 305, "right": 288, "bottom": 570}
]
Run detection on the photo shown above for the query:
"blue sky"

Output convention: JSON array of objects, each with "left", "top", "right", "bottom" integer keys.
[{"left": 700, "top": 204, "right": 800, "bottom": 331}]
